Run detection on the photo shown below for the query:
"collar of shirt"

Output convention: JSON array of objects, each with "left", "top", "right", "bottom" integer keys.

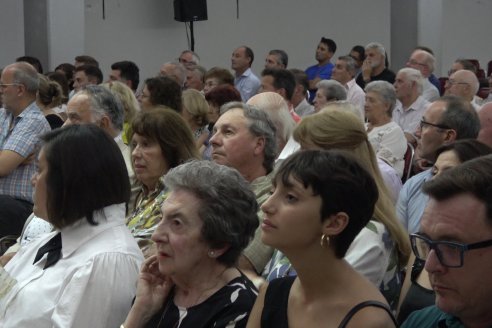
[
  {"left": 346, "top": 78, "right": 357, "bottom": 90},
  {"left": 60, "top": 203, "right": 126, "bottom": 259}
]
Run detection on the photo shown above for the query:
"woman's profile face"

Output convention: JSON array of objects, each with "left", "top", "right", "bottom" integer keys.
[
  {"left": 151, "top": 189, "right": 210, "bottom": 277},
  {"left": 260, "top": 174, "right": 324, "bottom": 251},
  {"left": 364, "top": 91, "right": 388, "bottom": 121},
  {"left": 431, "top": 150, "right": 461, "bottom": 177},
  {"left": 138, "top": 84, "right": 152, "bottom": 111},
  {"left": 32, "top": 148, "right": 49, "bottom": 220},
  {"left": 131, "top": 133, "right": 169, "bottom": 190}
]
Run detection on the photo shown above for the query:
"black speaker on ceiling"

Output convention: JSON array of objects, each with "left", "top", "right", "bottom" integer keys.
[{"left": 174, "top": 0, "right": 208, "bottom": 22}]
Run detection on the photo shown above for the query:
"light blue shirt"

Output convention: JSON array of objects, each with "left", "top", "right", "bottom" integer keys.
[{"left": 234, "top": 68, "right": 260, "bottom": 102}]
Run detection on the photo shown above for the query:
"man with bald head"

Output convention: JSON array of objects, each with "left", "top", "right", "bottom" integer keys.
[
  {"left": 478, "top": 102, "right": 492, "bottom": 147},
  {"left": 0, "top": 62, "right": 50, "bottom": 237},
  {"left": 406, "top": 49, "right": 440, "bottom": 102},
  {"left": 445, "top": 69, "right": 481, "bottom": 110}
]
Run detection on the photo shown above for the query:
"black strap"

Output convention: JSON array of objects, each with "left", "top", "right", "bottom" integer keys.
[
  {"left": 33, "top": 232, "right": 62, "bottom": 270},
  {"left": 338, "top": 300, "right": 398, "bottom": 328}
]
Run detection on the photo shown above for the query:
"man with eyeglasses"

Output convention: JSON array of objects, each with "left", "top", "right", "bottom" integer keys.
[
  {"left": 402, "top": 155, "right": 492, "bottom": 327},
  {"left": 406, "top": 49, "right": 440, "bottom": 102},
  {"left": 0, "top": 62, "right": 50, "bottom": 238},
  {"left": 396, "top": 96, "right": 480, "bottom": 234},
  {"left": 445, "top": 69, "right": 481, "bottom": 111}
]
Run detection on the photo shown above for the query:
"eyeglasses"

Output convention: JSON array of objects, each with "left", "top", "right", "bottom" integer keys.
[
  {"left": 420, "top": 119, "right": 451, "bottom": 130},
  {"left": 407, "top": 59, "right": 428, "bottom": 67},
  {"left": 445, "top": 79, "right": 469, "bottom": 86},
  {"left": 410, "top": 233, "right": 492, "bottom": 268},
  {"left": 0, "top": 83, "right": 22, "bottom": 90}
]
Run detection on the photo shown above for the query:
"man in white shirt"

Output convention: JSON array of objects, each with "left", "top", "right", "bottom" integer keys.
[
  {"left": 406, "top": 49, "right": 440, "bottom": 102},
  {"left": 393, "top": 68, "right": 430, "bottom": 145},
  {"left": 331, "top": 55, "right": 365, "bottom": 119}
]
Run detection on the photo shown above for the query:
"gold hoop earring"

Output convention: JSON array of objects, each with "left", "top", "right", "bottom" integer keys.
[{"left": 320, "top": 234, "right": 329, "bottom": 248}]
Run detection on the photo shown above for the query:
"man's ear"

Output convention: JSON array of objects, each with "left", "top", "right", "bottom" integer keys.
[
  {"left": 444, "top": 128, "right": 457, "bottom": 143},
  {"left": 99, "top": 115, "right": 111, "bottom": 130},
  {"left": 254, "top": 136, "right": 266, "bottom": 156}
]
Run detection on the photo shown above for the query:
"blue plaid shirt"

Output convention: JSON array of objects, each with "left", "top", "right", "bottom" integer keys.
[{"left": 0, "top": 102, "right": 50, "bottom": 201}]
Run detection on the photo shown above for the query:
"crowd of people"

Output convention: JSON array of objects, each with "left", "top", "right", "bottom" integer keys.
[{"left": 0, "top": 39, "right": 492, "bottom": 327}]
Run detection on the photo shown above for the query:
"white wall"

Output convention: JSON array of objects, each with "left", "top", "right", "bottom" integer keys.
[
  {"left": 0, "top": 0, "right": 24, "bottom": 68},
  {"left": 83, "top": 0, "right": 391, "bottom": 89}
]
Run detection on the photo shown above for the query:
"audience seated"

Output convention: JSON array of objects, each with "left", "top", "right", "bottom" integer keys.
[
  {"left": 210, "top": 102, "right": 277, "bottom": 278},
  {"left": 0, "top": 62, "right": 51, "bottom": 237},
  {"left": 264, "top": 49, "right": 288, "bottom": 69},
  {"left": 356, "top": 42, "right": 396, "bottom": 89},
  {"left": 314, "top": 79, "right": 347, "bottom": 112},
  {"left": 406, "top": 50, "right": 440, "bottom": 102},
  {"left": 37, "top": 74, "right": 65, "bottom": 129},
  {"left": 270, "top": 108, "right": 409, "bottom": 309},
  {"left": 247, "top": 150, "right": 398, "bottom": 327},
  {"left": 138, "top": 76, "right": 182, "bottom": 112},
  {"left": 126, "top": 108, "right": 199, "bottom": 256},
  {"left": 159, "top": 61, "right": 186, "bottom": 89},
  {"left": 101, "top": 80, "right": 139, "bottom": 144},
  {"left": 202, "top": 66, "right": 235, "bottom": 94},
  {"left": 444, "top": 69, "right": 481, "bottom": 110},
  {"left": 108, "top": 60, "right": 140, "bottom": 93},
  {"left": 123, "top": 160, "right": 259, "bottom": 327},
  {"left": 365, "top": 81, "right": 407, "bottom": 177},
  {"left": 289, "top": 68, "right": 315, "bottom": 117},
  {"left": 0, "top": 124, "right": 143, "bottom": 327},
  {"left": 401, "top": 155, "right": 492, "bottom": 327},
  {"left": 232, "top": 46, "right": 261, "bottom": 101},
  {"left": 305, "top": 37, "right": 337, "bottom": 103},
  {"left": 393, "top": 68, "right": 430, "bottom": 145},
  {"left": 331, "top": 55, "right": 366, "bottom": 119},
  {"left": 397, "top": 96, "right": 480, "bottom": 234},
  {"left": 397, "top": 139, "right": 492, "bottom": 324}
]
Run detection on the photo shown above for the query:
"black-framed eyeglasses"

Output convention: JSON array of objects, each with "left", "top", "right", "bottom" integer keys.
[
  {"left": 419, "top": 119, "right": 451, "bottom": 131},
  {"left": 410, "top": 233, "right": 492, "bottom": 268},
  {"left": 445, "top": 79, "right": 469, "bottom": 86},
  {"left": 0, "top": 83, "right": 22, "bottom": 90}
]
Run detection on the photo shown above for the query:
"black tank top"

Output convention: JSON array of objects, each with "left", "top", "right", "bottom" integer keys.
[{"left": 261, "top": 276, "right": 397, "bottom": 328}]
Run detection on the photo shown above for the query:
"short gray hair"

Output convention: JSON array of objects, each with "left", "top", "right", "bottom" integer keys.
[
  {"left": 181, "top": 50, "right": 200, "bottom": 64},
  {"left": 398, "top": 67, "right": 424, "bottom": 95},
  {"left": 220, "top": 102, "right": 277, "bottom": 173},
  {"left": 316, "top": 80, "right": 347, "bottom": 101},
  {"left": 163, "top": 160, "right": 259, "bottom": 267},
  {"left": 338, "top": 55, "right": 357, "bottom": 77},
  {"left": 11, "top": 62, "right": 39, "bottom": 93},
  {"left": 81, "top": 85, "right": 124, "bottom": 131},
  {"left": 365, "top": 42, "right": 386, "bottom": 57},
  {"left": 365, "top": 81, "right": 397, "bottom": 116},
  {"left": 268, "top": 49, "right": 289, "bottom": 68}
]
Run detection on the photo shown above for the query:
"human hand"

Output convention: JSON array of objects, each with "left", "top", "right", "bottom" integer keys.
[
  {"left": 21, "top": 152, "right": 36, "bottom": 166},
  {"left": 362, "top": 60, "right": 373, "bottom": 81},
  {"left": 132, "top": 255, "right": 174, "bottom": 320}
]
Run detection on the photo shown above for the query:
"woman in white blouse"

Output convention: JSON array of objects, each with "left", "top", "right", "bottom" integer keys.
[
  {"left": 365, "top": 81, "right": 407, "bottom": 177},
  {"left": 0, "top": 125, "right": 143, "bottom": 328}
]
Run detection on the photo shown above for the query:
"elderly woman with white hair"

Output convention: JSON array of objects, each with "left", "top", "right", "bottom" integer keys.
[
  {"left": 365, "top": 81, "right": 407, "bottom": 177},
  {"left": 313, "top": 79, "right": 347, "bottom": 112}
]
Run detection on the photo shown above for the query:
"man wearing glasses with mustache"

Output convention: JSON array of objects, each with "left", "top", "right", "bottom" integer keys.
[
  {"left": 402, "top": 155, "right": 492, "bottom": 328},
  {"left": 396, "top": 96, "right": 480, "bottom": 234}
]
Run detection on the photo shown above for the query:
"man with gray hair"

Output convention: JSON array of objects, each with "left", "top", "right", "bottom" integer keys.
[
  {"left": 64, "top": 85, "right": 136, "bottom": 208},
  {"left": 314, "top": 79, "right": 347, "bottom": 112},
  {"left": 331, "top": 55, "right": 365, "bottom": 118},
  {"left": 406, "top": 49, "right": 440, "bottom": 102},
  {"left": 0, "top": 62, "right": 51, "bottom": 237},
  {"left": 264, "top": 49, "right": 288, "bottom": 69},
  {"left": 159, "top": 61, "right": 187, "bottom": 89},
  {"left": 178, "top": 50, "right": 200, "bottom": 68},
  {"left": 185, "top": 65, "right": 206, "bottom": 91},
  {"left": 210, "top": 102, "right": 277, "bottom": 279},
  {"left": 356, "top": 42, "right": 395, "bottom": 89},
  {"left": 393, "top": 67, "right": 430, "bottom": 145}
]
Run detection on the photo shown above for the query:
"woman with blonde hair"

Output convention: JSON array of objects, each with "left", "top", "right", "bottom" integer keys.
[
  {"left": 266, "top": 107, "right": 410, "bottom": 309},
  {"left": 182, "top": 89, "right": 210, "bottom": 152},
  {"left": 101, "top": 80, "right": 138, "bottom": 144}
]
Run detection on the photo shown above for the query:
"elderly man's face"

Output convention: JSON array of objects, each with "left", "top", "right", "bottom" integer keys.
[
  {"left": 420, "top": 193, "right": 492, "bottom": 321},
  {"left": 64, "top": 93, "right": 96, "bottom": 126},
  {"left": 210, "top": 108, "right": 262, "bottom": 174},
  {"left": 394, "top": 72, "right": 413, "bottom": 100},
  {"left": 0, "top": 67, "right": 21, "bottom": 111},
  {"left": 444, "top": 71, "right": 470, "bottom": 99},
  {"left": 406, "top": 51, "right": 430, "bottom": 77}
]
